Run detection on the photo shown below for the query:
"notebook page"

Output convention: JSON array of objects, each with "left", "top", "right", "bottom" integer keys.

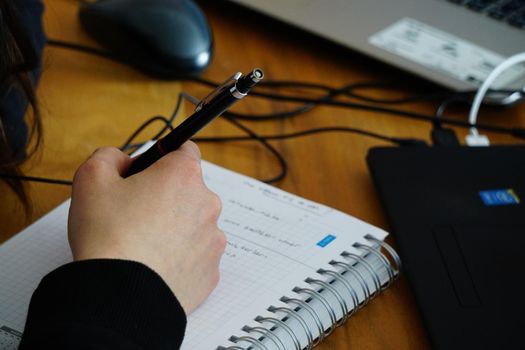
[
  {"left": 0, "top": 201, "right": 72, "bottom": 349},
  {"left": 182, "top": 162, "right": 387, "bottom": 349},
  {"left": 0, "top": 161, "right": 387, "bottom": 350}
]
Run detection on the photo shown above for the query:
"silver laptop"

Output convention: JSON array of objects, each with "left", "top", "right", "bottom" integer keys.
[{"left": 229, "top": 0, "right": 525, "bottom": 104}]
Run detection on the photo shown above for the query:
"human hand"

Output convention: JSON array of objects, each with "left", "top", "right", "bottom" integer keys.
[{"left": 68, "top": 142, "right": 226, "bottom": 314}]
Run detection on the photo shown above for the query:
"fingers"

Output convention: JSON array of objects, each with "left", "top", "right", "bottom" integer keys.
[
  {"left": 76, "top": 142, "right": 202, "bottom": 186},
  {"left": 143, "top": 141, "right": 203, "bottom": 180},
  {"left": 74, "top": 147, "right": 132, "bottom": 184},
  {"left": 176, "top": 141, "right": 201, "bottom": 161},
  {"left": 89, "top": 147, "right": 132, "bottom": 177}
]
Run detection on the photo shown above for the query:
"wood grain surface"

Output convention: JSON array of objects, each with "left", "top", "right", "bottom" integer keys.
[{"left": 1, "top": 0, "right": 524, "bottom": 349}]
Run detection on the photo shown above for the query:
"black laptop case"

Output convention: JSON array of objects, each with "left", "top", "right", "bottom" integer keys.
[{"left": 367, "top": 146, "right": 525, "bottom": 350}]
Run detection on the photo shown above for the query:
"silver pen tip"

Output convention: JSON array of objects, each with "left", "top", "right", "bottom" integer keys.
[{"left": 252, "top": 68, "right": 264, "bottom": 82}]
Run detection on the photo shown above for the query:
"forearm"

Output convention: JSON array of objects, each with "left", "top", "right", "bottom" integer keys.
[{"left": 19, "top": 259, "right": 187, "bottom": 350}]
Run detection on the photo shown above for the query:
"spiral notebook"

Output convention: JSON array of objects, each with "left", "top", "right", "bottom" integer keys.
[{"left": 0, "top": 160, "right": 400, "bottom": 350}]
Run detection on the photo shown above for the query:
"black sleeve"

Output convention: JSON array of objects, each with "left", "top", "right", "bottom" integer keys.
[{"left": 18, "top": 259, "right": 187, "bottom": 350}]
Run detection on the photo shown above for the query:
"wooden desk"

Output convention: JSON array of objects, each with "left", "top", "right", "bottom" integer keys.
[
  {"left": 1, "top": 0, "right": 524, "bottom": 349},
  {"left": 1, "top": 0, "right": 184, "bottom": 236}
]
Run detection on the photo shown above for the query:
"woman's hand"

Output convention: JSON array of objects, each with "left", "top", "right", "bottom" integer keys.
[{"left": 68, "top": 142, "right": 226, "bottom": 314}]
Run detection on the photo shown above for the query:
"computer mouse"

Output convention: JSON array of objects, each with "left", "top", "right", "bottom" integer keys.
[{"left": 79, "top": 0, "right": 213, "bottom": 79}]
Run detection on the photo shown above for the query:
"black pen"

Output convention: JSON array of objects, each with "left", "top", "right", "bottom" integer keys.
[{"left": 125, "top": 68, "right": 264, "bottom": 177}]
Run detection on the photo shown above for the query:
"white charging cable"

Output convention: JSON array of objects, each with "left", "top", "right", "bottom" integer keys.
[{"left": 466, "top": 52, "right": 525, "bottom": 146}]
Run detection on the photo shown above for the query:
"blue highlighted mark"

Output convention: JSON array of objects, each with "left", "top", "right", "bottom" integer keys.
[
  {"left": 317, "top": 234, "right": 336, "bottom": 248},
  {"left": 479, "top": 189, "right": 520, "bottom": 206}
]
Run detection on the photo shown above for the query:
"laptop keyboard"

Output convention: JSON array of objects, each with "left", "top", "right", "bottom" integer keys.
[{"left": 447, "top": 0, "right": 525, "bottom": 28}]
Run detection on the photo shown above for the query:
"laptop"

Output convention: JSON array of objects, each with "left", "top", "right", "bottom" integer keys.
[
  {"left": 228, "top": 0, "right": 525, "bottom": 104},
  {"left": 366, "top": 145, "right": 525, "bottom": 349}
]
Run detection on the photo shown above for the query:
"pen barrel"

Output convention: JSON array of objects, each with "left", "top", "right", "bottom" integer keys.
[
  {"left": 236, "top": 68, "right": 264, "bottom": 94},
  {"left": 125, "top": 91, "right": 237, "bottom": 178},
  {"left": 125, "top": 141, "right": 165, "bottom": 177},
  {"left": 160, "top": 91, "right": 237, "bottom": 151},
  {"left": 124, "top": 68, "right": 263, "bottom": 177}
]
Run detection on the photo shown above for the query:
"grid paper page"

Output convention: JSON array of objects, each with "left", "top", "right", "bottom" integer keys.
[
  {"left": 0, "top": 201, "right": 72, "bottom": 349},
  {"left": 181, "top": 162, "right": 387, "bottom": 349},
  {"left": 0, "top": 161, "right": 387, "bottom": 350}
]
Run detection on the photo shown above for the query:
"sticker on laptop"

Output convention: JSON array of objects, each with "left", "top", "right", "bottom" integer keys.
[
  {"left": 317, "top": 234, "right": 336, "bottom": 248},
  {"left": 479, "top": 189, "right": 520, "bottom": 206},
  {"left": 368, "top": 18, "right": 525, "bottom": 88}
]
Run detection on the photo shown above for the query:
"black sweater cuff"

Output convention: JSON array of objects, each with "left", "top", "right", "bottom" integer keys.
[{"left": 19, "top": 259, "right": 187, "bottom": 350}]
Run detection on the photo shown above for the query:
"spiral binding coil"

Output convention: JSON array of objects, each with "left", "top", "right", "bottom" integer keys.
[
  {"left": 304, "top": 278, "right": 349, "bottom": 326},
  {"left": 241, "top": 326, "right": 286, "bottom": 350},
  {"left": 229, "top": 335, "right": 268, "bottom": 350},
  {"left": 254, "top": 316, "right": 302, "bottom": 350},
  {"left": 280, "top": 296, "right": 324, "bottom": 347},
  {"left": 364, "top": 234, "right": 402, "bottom": 274},
  {"left": 340, "top": 251, "right": 383, "bottom": 295},
  {"left": 292, "top": 286, "right": 338, "bottom": 333},
  {"left": 219, "top": 235, "right": 401, "bottom": 350},
  {"left": 267, "top": 306, "right": 314, "bottom": 350},
  {"left": 317, "top": 268, "right": 359, "bottom": 315}
]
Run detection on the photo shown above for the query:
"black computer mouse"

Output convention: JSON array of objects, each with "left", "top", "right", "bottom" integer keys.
[{"left": 79, "top": 0, "right": 213, "bottom": 79}]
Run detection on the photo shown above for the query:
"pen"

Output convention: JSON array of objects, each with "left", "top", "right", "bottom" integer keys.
[{"left": 125, "top": 68, "right": 264, "bottom": 177}]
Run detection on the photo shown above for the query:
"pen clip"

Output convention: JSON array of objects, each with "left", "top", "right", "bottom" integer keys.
[{"left": 195, "top": 72, "right": 242, "bottom": 112}]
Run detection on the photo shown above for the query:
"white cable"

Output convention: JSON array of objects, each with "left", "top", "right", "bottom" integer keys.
[{"left": 467, "top": 52, "right": 525, "bottom": 145}]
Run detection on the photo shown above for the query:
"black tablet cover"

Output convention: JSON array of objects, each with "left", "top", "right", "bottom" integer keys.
[{"left": 367, "top": 146, "right": 525, "bottom": 350}]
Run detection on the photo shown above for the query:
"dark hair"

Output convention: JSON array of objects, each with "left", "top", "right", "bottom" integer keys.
[{"left": 0, "top": 0, "right": 42, "bottom": 214}]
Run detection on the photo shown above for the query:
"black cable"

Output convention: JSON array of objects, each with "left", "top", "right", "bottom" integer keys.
[
  {"left": 0, "top": 122, "right": 424, "bottom": 187},
  {"left": 47, "top": 39, "right": 118, "bottom": 62},
  {"left": 0, "top": 174, "right": 72, "bottom": 186},
  {"left": 120, "top": 91, "right": 193, "bottom": 153},
  {"left": 343, "top": 82, "right": 450, "bottom": 104},
  {"left": 190, "top": 77, "right": 320, "bottom": 120},
  {"left": 117, "top": 91, "right": 288, "bottom": 183},
  {"left": 46, "top": 39, "right": 525, "bottom": 139},
  {"left": 155, "top": 92, "right": 189, "bottom": 135},
  {"left": 18, "top": 37, "right": 520, "bottom": 188},
  {"left": 190, "top": 76, "right": 525, "bottom": 139},
  {"left": 3, "top": 45, "right": 434, "bottom": 187},
  {"left": 0, "top": 95, "right": 427, "bottom": 186},
  {"left": 434, "top": 94, "right": 472, "bottom": 120},
  {"left": 224, "top": 82, "right": 352, "bottom": 120},
  {"left": 190, "top": 77, "right": 452, "bottom": 121},
  {"left": 179, "top": 93, "right": 289, "bottom": 183},
  {"left": 225, "top": 102, "right": 316, "bottom": 120},
  {"left": 221, "top": 83, "right": 441, "bottom": 121},
  {"left": 193, "top": 126, "right": 424, "bottom": 146},
  {"left": 0, "top": 91, "right": 183, "bottom": 187},
  {"left": 430, "top": 93, "right": 474, "bottom": 146},
  {"left": 120, "top": 115, "right": 172, "bottom": 152},
  {"left": 191, "top": 77, "right": 448, "bottom": 104},
  {"left": 230, "top": 89, "right": 525, "bottom": 137},
  {"left": 220, "top": 115, "right": 288, "bottom": 184}
]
